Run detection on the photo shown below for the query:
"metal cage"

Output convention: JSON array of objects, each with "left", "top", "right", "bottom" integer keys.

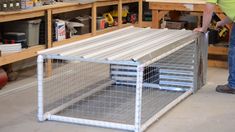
[{"left": 37, "top": 26, "right": 207, "bottom": 132}]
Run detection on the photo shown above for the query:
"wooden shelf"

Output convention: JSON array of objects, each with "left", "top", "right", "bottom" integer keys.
[
  {"left": 0, "top": 10, "right": 45, "bottom": 23},
  {"left": 208, "top": 60, "right": 228, "bottom": 68},
  {"left": 208, "top": 46, "right": 228, "bottom": 68},
  {"left": 53, "top": 33, "right": 93, "bottom": 47},
  {"left": 0, "top": 1, "right": 140, "bottom": 67},
  {"left": 96, "top": 0, "right": 138, "bottom": 7},
  {"left": 96, "top": 23, "right": 132, "bottom": 35},
  {"left": 142, "top": 21, "right": 152, "bottom": 27},
  {"left": 53, "top": 23, "right": 133, "bottom": 47},
  {"left": 208, "top": 46, "right": 228, "bottom": 56},
  {"left": 0, "top": 45, "right": 45, "bottom": 66},
  {"left": 52, "top": 3, "right": 92, "bottom": 14}
]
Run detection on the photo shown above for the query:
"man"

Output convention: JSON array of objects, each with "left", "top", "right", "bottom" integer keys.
[{"left": 194, "top": 0, "right": 235, "bottom": 94}]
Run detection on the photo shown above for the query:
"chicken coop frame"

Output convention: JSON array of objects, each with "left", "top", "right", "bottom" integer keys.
[{"left": 37, "top": 26, "right": 208, "bottom": 132}]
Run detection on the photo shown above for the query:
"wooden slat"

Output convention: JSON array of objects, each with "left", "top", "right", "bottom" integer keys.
[
  {"left": 138, "top": 0, "right": 143, "bottom": 27},
  {"left": 96, "top": 1, "right": 118, "bottom": 7},
  {"left": 0, "top": 45, "right": 45, "bottom": 66},
  {"left": 53, "top": 33, "right": 93, "bottom": 47},
  {"left": 96, "top": 0, "right": 138, "bottom": 7},
  {"left": 122, "top": 0, "right": 139, "bottom": 4},
  {"left": 152, "top": 10, "right": 159, "bottom": 28},
  {"left": 92, "top": 2, "right": 97, "bottom": 35},
  {"left": 118, "top": 0, "right": 123, "bottom": 28},
  {"left": 52, "top": 4, "right": 92, "bottom": 14},
  {"left": 46, "top": 9, "right": 52, "bottom": 77},
  {"left": 146, "top": 0, "right": 206, "bottom": 4},
  {"left": 149, "top": 3, "right": 222, "bottom": 12},
  {"left": 0, "top": 11, "right": 44, "bottom": 23},
  {"left": 208, "top": 46, "right": 228, "bottom": 55},
  {"left": 208, "top": 60, "right": 228, "bottom": 68},
  {"left": 142, "top": 21, "right": 152, "bottom": 27}
]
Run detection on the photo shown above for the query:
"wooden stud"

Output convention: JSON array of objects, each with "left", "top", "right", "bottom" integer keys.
[
  {"left": 118, "top": 0, "right": 123, "bottom": 28},
  {"left": 92, "top": 2, "right": 97, "bottom": 36},
  {"left": 46, "top": 9, "right": 52, "bottom": 77},
  {"left": 152, "top": 10, "right": 160, "bottom": 28},
  {"left": 159, "top": 11, "right": 169, "bottom": 20},
  {"left": 138, "top": 0, "right": 143, "bottom": 27}
]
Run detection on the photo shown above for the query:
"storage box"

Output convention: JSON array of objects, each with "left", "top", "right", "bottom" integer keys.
[
  {"left": 165, "top": 21, "right": 186, "bottom": 29},
  {"left": 3, "top": 32, "right": 27, "bottom": 48},
  {"left": 3, "top": 19, "right": 41, "bottom": 46},
  {"left": 0, "top": 44, "right": 22, "bottom": 53},
  {"left": 72, "top": 16, "right": 91, "bottom": 35}
]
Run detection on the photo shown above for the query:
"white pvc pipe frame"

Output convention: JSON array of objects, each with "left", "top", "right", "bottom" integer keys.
[{"left": 37, "top": 40, "right": 196, "bottom": 132}]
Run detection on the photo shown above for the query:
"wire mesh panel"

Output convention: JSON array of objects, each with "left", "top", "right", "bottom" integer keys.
[
  {"left": 42, "top": 60, "right": 139, "bottom": 125},
  {"left": 37, "top": 27, "right": 207, "bottom": 132},
  {"left": 141, "top": 43, "right": 196, "bottom": 126}
]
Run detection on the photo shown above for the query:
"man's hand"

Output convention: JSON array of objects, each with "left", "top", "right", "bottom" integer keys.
[
  {"left": 193, "top": 27, "right": 206, "bottom": 32},
  {"left": 216, "top": 21, "right": 225, "bottom": 27},
  {"left": 193, "top": 3, "right": 215, "bottom": 33},
  {"left": 216, "top": 17, "right": 232, "bottom": 28}
]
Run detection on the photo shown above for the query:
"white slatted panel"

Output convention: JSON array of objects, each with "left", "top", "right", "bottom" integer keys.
[{"left": 39, "top": 26, "right": 197, "bottom": 62}]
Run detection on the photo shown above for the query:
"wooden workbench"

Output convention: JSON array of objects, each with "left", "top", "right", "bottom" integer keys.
[
  {"left": 147, "top": 0, "right": 222, "bottom": 28},
  {"left": 146, "top": 0, "right": 228, "bottom": 68}
]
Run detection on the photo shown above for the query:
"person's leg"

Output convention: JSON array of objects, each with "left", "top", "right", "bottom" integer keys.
[
  {"left": 216, "top": 23, "right": 235, "bottom": 94},
  {"left": 228, "top": 23, "right": 235, "bottom": 88}
]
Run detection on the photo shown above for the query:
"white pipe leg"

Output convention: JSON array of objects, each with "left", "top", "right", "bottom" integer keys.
[
  {"left": 135, "top": 65, "right": 144, "bottom": 132},
  {"left": 37, "top": 55, "right": 45, "bottom": 121}
]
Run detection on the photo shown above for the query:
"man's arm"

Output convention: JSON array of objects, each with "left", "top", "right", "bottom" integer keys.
[
  {"left": 216, "top": 16, "right": 232, "bottom": 27},
  {"left": 194, "top": 3, "right": 216, "bottom": 32}
]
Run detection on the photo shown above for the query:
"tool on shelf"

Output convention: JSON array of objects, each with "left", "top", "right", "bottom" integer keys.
[{"left": 0, "top": 68, "right": 8, "bottom": 90}]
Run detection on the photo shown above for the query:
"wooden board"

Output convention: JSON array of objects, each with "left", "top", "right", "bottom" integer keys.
[
  {"left": 0, "top": 45, "right": 45, "bottom": 66},
  {"left": 146, "top": 0, "right": 206, "bottom": 4}
]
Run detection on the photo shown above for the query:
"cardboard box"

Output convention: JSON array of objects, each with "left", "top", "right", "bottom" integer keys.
[{"left": 55, "top": 20, "right": 66, "bottom": 41}]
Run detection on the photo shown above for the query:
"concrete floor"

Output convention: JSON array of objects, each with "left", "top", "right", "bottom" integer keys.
[{"left": 0, "top": 67, "right": 235, "bottom": 132}]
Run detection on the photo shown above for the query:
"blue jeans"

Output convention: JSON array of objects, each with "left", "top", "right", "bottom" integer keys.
[{"left": 228, "top": 23, "right": 235, "bottom": 89}]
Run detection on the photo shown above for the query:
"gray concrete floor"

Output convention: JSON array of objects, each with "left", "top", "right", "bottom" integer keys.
[{"left": 0, "top": 67, "right": 235, "bottom": 132}]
